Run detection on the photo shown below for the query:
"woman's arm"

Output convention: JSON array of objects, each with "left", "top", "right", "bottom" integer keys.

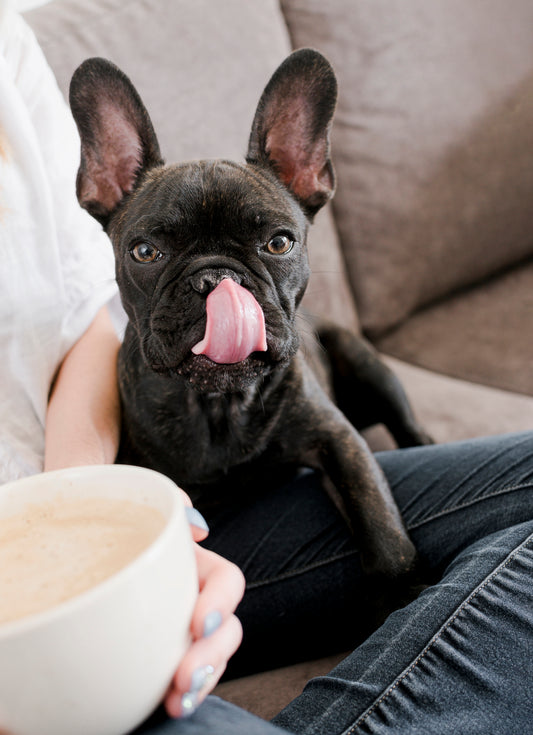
[{"left": 44, "top": 306, "right": 121, "bottom": 470}]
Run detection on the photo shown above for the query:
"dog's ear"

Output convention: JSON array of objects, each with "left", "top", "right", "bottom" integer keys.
[
  {"left": 69, "top": 58, "right": 163, "bottom": 228},
  {"left": 246, "top": 49, "right": 337, "bottom": 218}
]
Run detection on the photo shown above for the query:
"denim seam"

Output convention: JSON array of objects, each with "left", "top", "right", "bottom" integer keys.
[
  {"left": 407, "top": 482, "right": 533, "bottom": 531},
  {"left": 342, "top": 530, "right": 533, "bottom": 735},
  {"left": 245, "top": 550, "right": 358, "bottom": 590}
]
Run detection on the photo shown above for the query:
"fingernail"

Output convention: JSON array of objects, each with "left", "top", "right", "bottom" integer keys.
[
  {"left": 185, "top": 507, "right": 209, "bottom": 533},
  {"left": 181, "top": 691, "right": 199, "bottom": 718},
  {"left": 190, "top": 664, "right": 215, "bottom": 693},
  {"left": 203, "top": 610, "right": 222, "bottom": 637}
]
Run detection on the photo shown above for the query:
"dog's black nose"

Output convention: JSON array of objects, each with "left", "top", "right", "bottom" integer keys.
[{"left": 190, "top": 268, "right": 243, "bottom": 295}]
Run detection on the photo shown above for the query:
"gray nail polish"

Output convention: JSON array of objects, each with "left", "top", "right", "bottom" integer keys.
[
  {"left": 181, "top": 691, "right": 199, "bottom": 718},
  {"left": 185, "top": 507, "right": 209, "bottom": 533},
  {"left": 190, "top": 664, "right": 215, "bottom": 693},
  {"left": 203, "top": 609, "right": 222, "bottom": 637}
]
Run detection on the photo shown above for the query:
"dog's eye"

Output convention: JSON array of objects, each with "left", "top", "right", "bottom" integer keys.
[
  {"left": 129, "top": 242, "right": 163, "bottom": 263},
  {"left": 266, "top": 235, "right": 294, "bottom": 255}
]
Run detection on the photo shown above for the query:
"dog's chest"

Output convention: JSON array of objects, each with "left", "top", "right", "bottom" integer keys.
[
  {"left": 119, "top": 363, "right": 274, "bottom": 486},
  {"left": 188, "top": 392, "right": 258, "bottom": 458}
]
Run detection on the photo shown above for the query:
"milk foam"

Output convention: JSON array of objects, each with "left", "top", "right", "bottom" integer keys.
[{"left": 0, "top": 497, "right": 166, "bottom": 625}]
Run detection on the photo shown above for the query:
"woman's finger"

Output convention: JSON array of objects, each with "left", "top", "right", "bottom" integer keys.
[
  {"left": 179, "top": 489, "right": 210, "bottom": 542},
  {"left": 165, "top": 613, "right": 243, "bottom": 718},
  {"left": 191, "top": 546, "right": 245, "bottom": 640},
  {"left": 165, "top": 662, "right": 226, "bottom": 719},
  {"left": 184, "top": 506, "right": 210, "bottom": 543}
]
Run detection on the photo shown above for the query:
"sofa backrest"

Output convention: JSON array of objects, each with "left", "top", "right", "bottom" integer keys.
[
  {"left": 25, "top": 0, "right": 360, "bottom": 334},
  {"left": 281, "top": 0, "right": 533, "bottom": 337}
]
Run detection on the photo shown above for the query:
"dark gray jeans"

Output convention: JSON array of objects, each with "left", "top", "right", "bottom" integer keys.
[{"left": 138, "top": 432, "right": 533, "bottom": 734}]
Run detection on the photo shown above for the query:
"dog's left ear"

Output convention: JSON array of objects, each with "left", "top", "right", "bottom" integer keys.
[
  {"left": 69, "top": 58, "right": 163, "bottom": 228},
  {"left": 247, "top": 49, "right": 337, "bottom": 218}
]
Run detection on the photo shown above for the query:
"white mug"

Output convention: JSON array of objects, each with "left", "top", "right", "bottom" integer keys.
[{"left": 0, "top": 464, "right": 198, "bottom": 735}]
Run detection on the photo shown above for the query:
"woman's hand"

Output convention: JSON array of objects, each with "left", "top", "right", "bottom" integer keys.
[{"left": 164, "top": 493, "right": 245, "bottom": 718}]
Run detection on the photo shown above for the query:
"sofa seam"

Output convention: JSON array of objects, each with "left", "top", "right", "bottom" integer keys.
[{"left": 342, "top": 530, "right": 533, "bottom": 735}]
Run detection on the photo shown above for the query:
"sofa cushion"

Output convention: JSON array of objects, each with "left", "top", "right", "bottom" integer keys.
[
  {"left": 375, "top": 260, "right": 533, "bottom": 397},
  {"left": 26, "top": 0, "right": 289, "bottom": 163},
  {"left": 280, "top": 0, "right": 533, "bottom": 337},
  {"left": 215, "top": 652, "right": 346, "bottom": 720},
  {"left": 382, "top": 356, "right": 533, "bottom": 445},
  {"left": 25, "top": 0, "right": 359, "bottom": 333}
]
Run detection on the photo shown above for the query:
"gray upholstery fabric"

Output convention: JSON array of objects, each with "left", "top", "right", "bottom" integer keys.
[
  {"left": 27, "top": 0, "right": 290, "bottom": 162},
  {"left": 281, "top": 0, "right": 533, "bottom": 336},
  {"left": 376, "top": 261, "right": 533, "bottom": 396}
]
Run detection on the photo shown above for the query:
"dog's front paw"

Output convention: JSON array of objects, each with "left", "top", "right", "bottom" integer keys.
[{"left": 360, "top": 533, "right": 418, "bottom": 579}]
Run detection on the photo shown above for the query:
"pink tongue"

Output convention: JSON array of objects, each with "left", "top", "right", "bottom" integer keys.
[{"left": 192, "top": 279, "right": 267, "bottom": 364}]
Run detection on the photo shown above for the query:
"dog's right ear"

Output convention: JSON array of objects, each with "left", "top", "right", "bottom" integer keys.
[
  {"left": 69, "top": 58, "right": 163, "bottom": 228},
  {"left": 246, "top": 49, "right": 337, "bottom": 219}
]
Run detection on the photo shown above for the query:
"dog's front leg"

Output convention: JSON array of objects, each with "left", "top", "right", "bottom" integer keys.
[{"left": 312, "top": 408, "right": 417, "bottom": 579}]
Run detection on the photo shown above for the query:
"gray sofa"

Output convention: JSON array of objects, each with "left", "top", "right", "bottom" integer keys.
[{"left": 25, "top": 0, "right": 533, "bottom": 720}]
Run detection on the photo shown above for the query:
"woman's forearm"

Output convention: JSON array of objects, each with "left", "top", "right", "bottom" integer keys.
[{"left": 44, "top": 306, "right": 121, "bottom": 471}]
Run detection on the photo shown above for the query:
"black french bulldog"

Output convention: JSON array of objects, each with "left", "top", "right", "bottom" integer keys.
[{"left": 69, "top": 49, "right": 431, "bottom": 580}]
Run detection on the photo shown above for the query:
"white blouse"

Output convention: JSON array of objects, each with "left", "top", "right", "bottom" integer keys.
[{"left": 0, "top": 8, "right": 117, "bottom": 483}]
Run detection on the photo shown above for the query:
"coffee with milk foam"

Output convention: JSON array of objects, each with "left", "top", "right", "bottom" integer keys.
[{"left": 0, "top": 497, "right": 166, "bottom": 626}]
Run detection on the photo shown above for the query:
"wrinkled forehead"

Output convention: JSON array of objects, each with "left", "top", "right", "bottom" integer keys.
[{"left": 112, "top": 159, "right": 307, "bottom": 239}]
